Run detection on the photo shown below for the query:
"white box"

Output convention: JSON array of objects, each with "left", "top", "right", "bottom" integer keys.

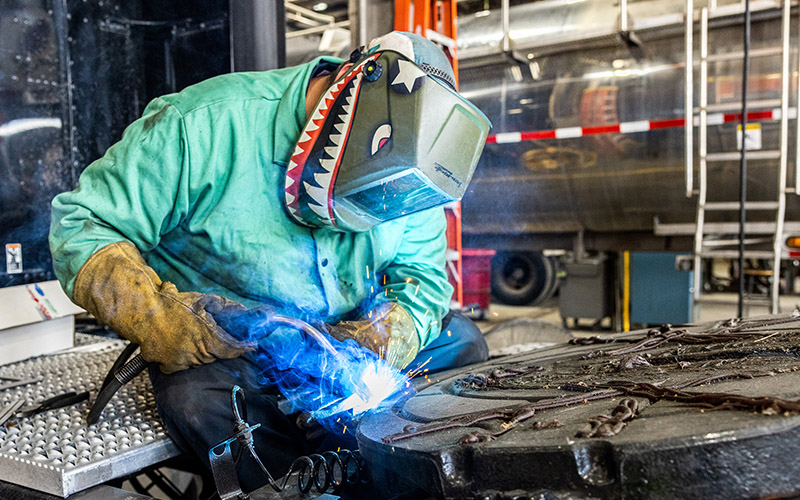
[{"left": 0, "top": 280, "right": 84, "bottom": 366}]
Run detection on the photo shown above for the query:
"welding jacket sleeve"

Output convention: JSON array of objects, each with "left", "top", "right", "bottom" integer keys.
[
  {"left": 50, "top": 97, "right": 188, "bottom": 299},
  {"left": 379, "top": 207, "right": 454, "bottom": 349}
]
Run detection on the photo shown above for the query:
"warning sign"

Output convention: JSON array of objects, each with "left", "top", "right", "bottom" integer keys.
[
  {"left": 737, "top": 123, "right": 762, "bottom": 151},
  {"left": 6, "top": 243, "right": 22, "bottom": 274}
]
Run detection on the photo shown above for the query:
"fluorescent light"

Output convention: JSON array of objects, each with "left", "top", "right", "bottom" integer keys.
[
  {"left": 528, "top": 61, "right": 541, "bottom": 80},
  {"left": 312, "top": 2, "right": 328, "bottom": 11},
  {"left": 0, "top": 118, "right": 61, "bottom": 137}
]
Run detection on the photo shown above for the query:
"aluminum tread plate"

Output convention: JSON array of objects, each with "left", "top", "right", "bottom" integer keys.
[{"left": 0, "top": 334, "right": 179, "bottom": 497}]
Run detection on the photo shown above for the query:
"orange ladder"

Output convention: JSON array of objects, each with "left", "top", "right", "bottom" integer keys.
[{"left": 394, "top": 0, "right": 463, "bottom": 308}]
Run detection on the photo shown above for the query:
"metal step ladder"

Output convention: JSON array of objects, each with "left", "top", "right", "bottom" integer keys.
[{"left": 685, "top": 0, "right": 792, "bottom": 318}]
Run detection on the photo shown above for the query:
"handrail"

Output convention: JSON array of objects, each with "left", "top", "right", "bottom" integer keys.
[
  {"left": 699, "top": 7, "right": 707, "bottom": 209},
  {"left": 796, "top": 0, "right": 800, "bottom": 194},
  {"left": 772, "top": 0, "right": 791, "bottom": 313},
  {"left": 685, "top": 0, "right": 694, "bottom": 198},
  {"left": 620, "top": 0, "right": 629, "bottom": 32},
  {"left": 501, "top": 0, "right": 510, "bottom": 53},
  {"left": 691, "top": 6, "right": 707, "bottom": 321}
]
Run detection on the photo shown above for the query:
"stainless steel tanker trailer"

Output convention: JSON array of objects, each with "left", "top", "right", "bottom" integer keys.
[{"left": 456, "top": 0, "right": 800, "bottom": 307}]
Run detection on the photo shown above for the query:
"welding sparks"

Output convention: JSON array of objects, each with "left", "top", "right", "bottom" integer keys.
[
  {"left": 253, "top": 319, "right": 415, "bottom": 435},
  {"left": 406, "top": 356, "right": 432, "bottom": 378},
  {"left": 310, "top": 353, "right": 412, "bottom": 421}
]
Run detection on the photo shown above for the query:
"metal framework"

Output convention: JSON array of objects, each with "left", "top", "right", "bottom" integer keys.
[{"left": 685, "top": 0, "right": 793, "bottom": 318}]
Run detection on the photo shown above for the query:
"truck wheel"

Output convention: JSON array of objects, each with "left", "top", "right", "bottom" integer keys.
[
  {"left": 538, "top": 256, "right": 562, "bottom": 302},
  {"left": 491, "top": 252, "right": 555, "bottom": 306}
]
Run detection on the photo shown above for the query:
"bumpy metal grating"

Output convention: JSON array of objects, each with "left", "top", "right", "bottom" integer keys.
[{"left": 0, "top": 334, "right": 179, "bottom": 497}]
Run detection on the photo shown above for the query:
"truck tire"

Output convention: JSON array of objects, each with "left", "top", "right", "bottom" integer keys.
[
  {"left": 491, "top": 251, "right": 555, "bottom": 306},
  {"left": 539, "top": 256, "right": 562, "bottom": 302}
]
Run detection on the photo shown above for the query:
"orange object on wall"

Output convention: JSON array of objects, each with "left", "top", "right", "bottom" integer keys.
[
  {"left": 394, "top": 0, "right": 459, "bottom": 80},
  {"left": 395, "top": 0, "right": 463, "bottom": 307}
]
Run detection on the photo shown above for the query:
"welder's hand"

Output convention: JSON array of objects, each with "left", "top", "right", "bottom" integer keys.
[
  {"left": 210, "top": 303, "right": 277, "bottom": 343},
  {"left": 73, "top": 241, "right": 254, "bottom": 374},
  {"left": 326, "top": 302, "right": 420, "bottom": 370}
]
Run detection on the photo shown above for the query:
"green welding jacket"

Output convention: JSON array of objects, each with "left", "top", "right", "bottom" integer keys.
[{"left": 49, "top": 57, "right": 454, "bottom": 348}]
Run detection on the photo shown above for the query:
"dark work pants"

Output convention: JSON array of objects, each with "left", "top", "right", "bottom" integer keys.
[{"left": 148, "top": 311, "right": 488, "bottom": 492}]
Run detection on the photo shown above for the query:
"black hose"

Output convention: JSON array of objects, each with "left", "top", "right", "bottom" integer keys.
[
  {"left": 87, "top": 344, "right": 143, "bottom": 425},
  {"left": 87, "top": 312, "right": 334, "bottom": 425}
]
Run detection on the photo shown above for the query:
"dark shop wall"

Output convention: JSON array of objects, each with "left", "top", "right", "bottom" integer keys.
[
  {"left": 70, "top": 0, "right": 231, "bottom": 173},
  {"left": 0, "top": 0, "right": 232, "bottom": 288}
]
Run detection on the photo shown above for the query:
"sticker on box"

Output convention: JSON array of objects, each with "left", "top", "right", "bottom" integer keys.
[
  {"left": 26, "top": 283, "right": 58, "bottom": 319},
  {"left": 6, "top": 243, "right": 22, "bottom": 274}
]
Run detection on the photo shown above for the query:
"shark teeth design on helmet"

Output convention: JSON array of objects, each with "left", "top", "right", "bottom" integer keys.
[{"left": 284, "top": 54, "right": 378, "bottom": 227}]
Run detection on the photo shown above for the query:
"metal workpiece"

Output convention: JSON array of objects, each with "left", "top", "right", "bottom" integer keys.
[
  {"left": 0, "top": 334, "right": 179, "bottom": 498},
  {"left": 358, "top": 315, "right": 800, "bottom": 499}
]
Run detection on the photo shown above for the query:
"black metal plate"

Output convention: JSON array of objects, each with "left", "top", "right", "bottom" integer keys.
[{"left": 358, "top": 315, "right": 800, "bottom": 499}]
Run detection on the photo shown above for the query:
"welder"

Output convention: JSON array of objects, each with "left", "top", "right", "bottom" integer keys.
[{"left": 49, "top": 31, "right": 490, "bottom": 489}]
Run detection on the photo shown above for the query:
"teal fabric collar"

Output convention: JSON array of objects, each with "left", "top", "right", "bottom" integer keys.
[{"left": 273, "top": 56, "right": 343, "bottom": 167}]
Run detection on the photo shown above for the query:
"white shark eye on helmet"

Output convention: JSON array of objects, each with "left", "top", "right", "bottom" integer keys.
[{"left": 283, "top": 31, "right": 492, "bottom": 232}]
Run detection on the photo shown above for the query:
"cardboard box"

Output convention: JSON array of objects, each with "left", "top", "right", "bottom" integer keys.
[{"left": 0, "top": 280, "right": 84, "bottom": 366}]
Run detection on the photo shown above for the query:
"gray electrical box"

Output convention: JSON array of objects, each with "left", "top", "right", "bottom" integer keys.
[{"left": 559, "top": 255, "right": 613, "bottom": 321}]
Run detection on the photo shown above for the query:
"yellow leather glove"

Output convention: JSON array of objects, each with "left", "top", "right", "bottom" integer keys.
[
  {"left": 326, "top": 302, "right": 420, "bottom": 370},
  {"left": 73, "top": 241, "right": 253, "bottom": 373}
]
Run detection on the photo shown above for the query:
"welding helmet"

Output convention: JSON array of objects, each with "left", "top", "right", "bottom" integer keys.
[{"left": 283, "top": 31, "right": 491, "bottom": 232}]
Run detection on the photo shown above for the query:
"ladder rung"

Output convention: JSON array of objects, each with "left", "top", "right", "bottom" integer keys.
[
  {"left": 693, "top": 297, "right": 734, "bottom": 306},
  {"left": 702, "top": 201, "right": 780, "bottom": 211},
  {"left": 705, "top": 150, "right": 781, "bottom": 162},
  {"left": 705, "top": 46, "right": 782, "bottom": 62},
  {"left": 703, "top": 222, "right": 779, "bottom": 234},
  {"left": 694, "top": 295, "right": 772, "bottom": 306},
  {"left": 698, "top": 250, "right": 776, "bottom": 259},
  {"left": 699, "top": 99, "right": 782, "bottom": 113},
  {"left": 703, "top": 237, "right": 772, "bottom": 247},
  {"left": 654, "top": 221, "right": 800, "bottom": 235},
  {"left": 693, "top": 296, "right": 772, "bottom": 306},
  {"left": 742, "top": 297, "right": 773, "bottom": 304}
]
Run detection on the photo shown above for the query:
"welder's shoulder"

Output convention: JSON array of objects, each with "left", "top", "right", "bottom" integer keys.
[
  {"left": 403, "top": 206, "right": 447, "bottom": 230},
  {"left": 157, "top": 68, "right": 298, "bottom": 115}
]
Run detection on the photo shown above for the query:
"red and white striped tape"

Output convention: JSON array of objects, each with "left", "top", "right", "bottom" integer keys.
[{"left": 486, "top": 108, "right": 795, "bottom": 144}]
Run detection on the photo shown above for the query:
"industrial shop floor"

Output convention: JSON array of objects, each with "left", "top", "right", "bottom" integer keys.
[{"left": 474, "top": 292, "right": 800, "bottom": 337}]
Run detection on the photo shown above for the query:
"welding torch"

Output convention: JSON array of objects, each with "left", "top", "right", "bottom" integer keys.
[{"left": 87, "top": 306, "right": 341, "bottom": 425}]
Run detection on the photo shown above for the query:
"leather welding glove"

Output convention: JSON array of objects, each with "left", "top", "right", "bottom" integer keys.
[
  {"left": 325, "top": 301, "right": 420, "bottom": 370},
  {"left": 73, "top": 241, "right": 254, "bottom": 374}
]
